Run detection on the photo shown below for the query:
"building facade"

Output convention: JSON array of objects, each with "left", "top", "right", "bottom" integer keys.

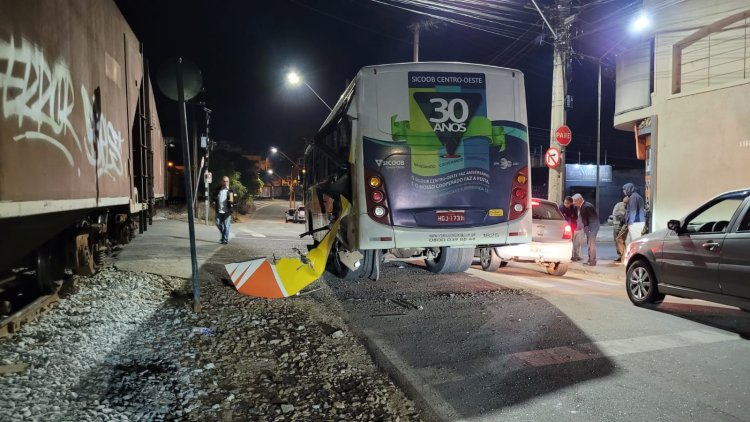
[{"left": 614, "top": 0, "right": 750, "bottom": 230}]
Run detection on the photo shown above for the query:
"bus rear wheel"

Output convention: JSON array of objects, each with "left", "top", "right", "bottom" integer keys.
[
  {"left": 425, "top": 247, "right": 474, "bottom": 274},
  {"left": 329, "top": 241, "right": 381, "bottom": 281}
]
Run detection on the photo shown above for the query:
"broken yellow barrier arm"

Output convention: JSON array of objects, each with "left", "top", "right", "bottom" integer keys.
[{"left": 224, "top": 197, "right": 351, "bottom": 298}]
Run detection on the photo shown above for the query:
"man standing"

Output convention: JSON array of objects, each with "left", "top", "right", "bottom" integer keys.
[
  {"left": 572, "top": 194, "right": 599, "bottom": 266},
  {"left": 612, "top": 196, "right": 628, "bottom": 263},
  {"left": 213, "top": 176, "right": 235, "bottom": 244}
]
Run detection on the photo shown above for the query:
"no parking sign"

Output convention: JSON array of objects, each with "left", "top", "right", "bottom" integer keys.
[{"left": 545, "top": 148, "right": 561, "bottom": 169}]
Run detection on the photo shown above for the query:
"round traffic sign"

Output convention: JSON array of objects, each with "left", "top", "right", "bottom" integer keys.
[
  {"left": 555, "top": 125, "right": 572, "bottom": 146},
  {"left": 545, "top": 147, "right": 561, "bottom": 169}
]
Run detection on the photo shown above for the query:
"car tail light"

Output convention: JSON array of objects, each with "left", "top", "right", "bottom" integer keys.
[
  {"left": 563, "top": 224, "right": 572, "bottom": 239},
  {"left": 531, "top": 199, "right": 540, "bottom": 206},
  {"left": 508, "top": 166, "right": 529, "bottom": 220},
  {"left": 365, "top": 168, "right": 391, "bottom": 224}
]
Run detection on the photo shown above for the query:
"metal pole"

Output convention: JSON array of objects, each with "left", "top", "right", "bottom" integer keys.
[
  {"left": 413, "top": 24, "right": 420, "bottom": 62},
  {"left": 176, "top": 58, "right": 201, "bottom": 313},
  {"left": 204, "top": 110, "right": 211, "bottom": 226},
  {"left": 303, "top": 81, "right": 332, "bottom": 111},
  {"left": 595, "top": 62, "right": 602, "bottom": 217},
  {"left": 547, "top": 46, "right": 567, "bottom": 203}
]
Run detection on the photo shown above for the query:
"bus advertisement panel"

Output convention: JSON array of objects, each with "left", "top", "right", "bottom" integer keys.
[
  {"left": 364, "top": 70, "right": 529, "bottom": 229},
  {"left": 305, "top": 63, "right": 531, "bottom": 280}
]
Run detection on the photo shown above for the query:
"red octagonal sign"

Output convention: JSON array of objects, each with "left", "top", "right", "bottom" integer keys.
[{"left": 555, "top": 125, "right": 572, "bottom": 146}]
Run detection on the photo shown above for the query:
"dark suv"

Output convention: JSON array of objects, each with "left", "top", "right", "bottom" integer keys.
[{"left": 624, "top": 188, "right": 750, "bottom": 311}]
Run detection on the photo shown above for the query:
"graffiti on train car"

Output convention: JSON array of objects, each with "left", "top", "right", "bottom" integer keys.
[{"left": 0, "top": 35, "right": 125, "bottom": 179}]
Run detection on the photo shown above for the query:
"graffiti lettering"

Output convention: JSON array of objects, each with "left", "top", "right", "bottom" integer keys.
[
  {"left": 0, "top": 35, "right": 124, "bottom": 179},
  {"left": 0, "top": 35, "right": 80, "bottom": 165},
  {"left": 82, "top": 87, "right": 124, "bottom": 178}
]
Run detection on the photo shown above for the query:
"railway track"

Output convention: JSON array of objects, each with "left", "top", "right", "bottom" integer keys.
[{"left": 0, "top": 273, "right": 69, "bottom": 339}]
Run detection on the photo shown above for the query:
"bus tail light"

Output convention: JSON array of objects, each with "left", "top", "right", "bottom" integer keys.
[
  {"left": 563, "top": 224, "right": 572, "bottom": 239},
  {"left": 508, "top": 166, "right": 529, "bottom": 221},
  {"left": 365, "top": 168, "right": 391, "bottom": 225}
]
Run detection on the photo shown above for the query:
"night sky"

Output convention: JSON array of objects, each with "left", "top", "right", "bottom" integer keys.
[{"left": 114, "top": 0, "right": 645, "bottom": 176}]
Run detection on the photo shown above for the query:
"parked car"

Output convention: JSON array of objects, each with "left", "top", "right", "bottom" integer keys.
[
  {"left": 285, "top": 208, "right": 296, "bottom": 223},
  {"left": 294, "top": 206, "right": 306, "bottom": 223},
  {"left": 477, "top": 198, "right": 573, "bottom": 276},
  {"left": 624, "top": 188, "right": 750, "bottom": 310}
]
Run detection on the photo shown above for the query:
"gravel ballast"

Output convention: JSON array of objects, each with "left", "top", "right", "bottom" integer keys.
[{"left": 0, "top": 266, "right": 421, "bottom": 421}]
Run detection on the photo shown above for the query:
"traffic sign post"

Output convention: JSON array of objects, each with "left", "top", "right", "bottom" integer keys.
[
  {"left": 545, "top": 147, "right": 561, "bottom": 169},
  {"left": 555, "top": 125, "right": 572, "bottom": 146},
  {"left": 554, "top": 125, "right": 572, "bottom": 202}
]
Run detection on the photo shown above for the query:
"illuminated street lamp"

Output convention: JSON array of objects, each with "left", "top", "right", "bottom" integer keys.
[
  {"left": 270, "top": 146, "right": 296, "bottom": 167},
  {"left": 268, "top": 169, "right": 295, "bottom": 207},
  {"left": 595, "top": 11, "right": 651, "bottom": 215},
  {"left": 630, "top": 12, "right": 651, "bottom": 34},
  {"left": 286, "top": 71, "right": 332, "bottom": 111}
]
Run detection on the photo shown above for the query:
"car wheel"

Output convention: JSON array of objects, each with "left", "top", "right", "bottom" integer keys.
[
  {"left": 479, "top": 248, "right": 502, "bottom": 272},
  {"left": 626, "top": 259, "right": 665, "bottom": 306},
  {"left": 547, "top": 262, "right": 568, "bottom": 276}
]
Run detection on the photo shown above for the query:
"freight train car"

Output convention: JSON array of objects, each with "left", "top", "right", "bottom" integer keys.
[{"left": 0, "top": 0, "right": 165, "bottom": 291}]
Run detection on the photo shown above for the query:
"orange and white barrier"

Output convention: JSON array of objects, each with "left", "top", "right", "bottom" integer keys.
[{"left": 224, "top": 197, "right": 350, "bottom": 298}]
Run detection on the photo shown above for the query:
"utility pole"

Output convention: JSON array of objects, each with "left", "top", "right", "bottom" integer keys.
[
  {"left": 534, "top": 0, "right": 575, "bottom": 204},
  {"left": 409, "top": 19, "right": 441, "bottom": 62},
  {"left": 203, "top": 107, "right": 212, "bottom": 226}
]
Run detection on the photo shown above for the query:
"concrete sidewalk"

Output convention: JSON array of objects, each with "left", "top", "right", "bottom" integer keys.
[
  {"left": 567, "top": 225, "right": 626, "bottom": 282},
  {"left": 112, "top": 217, "right": 627, "bottom": 283},
  {"left": 112, "top": 217, "right": 225, "bottom": 279}
]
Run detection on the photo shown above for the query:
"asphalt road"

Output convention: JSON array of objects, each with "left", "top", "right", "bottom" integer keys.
[{"left": 241, "top": 199, "right": 750, "bottom": 422}]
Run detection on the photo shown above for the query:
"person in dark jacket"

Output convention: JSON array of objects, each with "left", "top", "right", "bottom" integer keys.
[
  {"left": 572, "top": 193, "right": 599, "bottom": 266},
  {"left": 622, "top": 183, "right": 644, "bottom": 226},
  {"left": 559, "top": 196, "right": 578, "bottom": 233},
  {"left": 560, "top": 196, "right": 581, "bottom": 261},
  {"left": 212, "top": 176, "right": 236, "bottom": 244}
]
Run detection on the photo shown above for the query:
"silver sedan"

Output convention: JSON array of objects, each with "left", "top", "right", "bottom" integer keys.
[{"left": 624, "top": 188, "right": 750, "bottom": 311}]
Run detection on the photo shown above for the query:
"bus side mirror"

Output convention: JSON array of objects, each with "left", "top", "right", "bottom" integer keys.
[{"left": 667, "top": 220, "right": 682, "bottom": 233}]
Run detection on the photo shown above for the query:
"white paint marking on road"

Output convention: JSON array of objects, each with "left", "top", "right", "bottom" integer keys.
[
  {"left": 421, "top": 329, "right": 740, "bottom": 386},
  {"left": 237, "top": 229, "right": 266, "bottom": 237},
  {"left": 253, "top": 201, "right": 273, "bottom": 209},
  {"left": 591, "top": 329, "right": 739, "bottom": 358}
]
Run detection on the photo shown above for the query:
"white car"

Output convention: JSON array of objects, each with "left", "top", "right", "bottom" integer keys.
[
  {"left": 284, "top": 208, "right": 296, "bottom": 223},
  {"left": 293, "top": 206, "right": 306, "bottom": 223},
  {"left": 478, "top": 198, "right": 573, "bottom": 276}
]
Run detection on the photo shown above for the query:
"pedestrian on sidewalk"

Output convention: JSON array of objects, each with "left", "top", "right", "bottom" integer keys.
[
  {"left": 560, "top": 196, "right": 578, "bottom": 232},
  {"left": 622, "top": 182, "right": 645, "bottom": 241},
  {"left": 612, "top": 196, "right": 628, "bottom": 263},
  {"left": 572, "top": 194, "right": 599, "bottom": 266},
  {"left": 561, "top": 196, "right": 582, "bottom": 261},
  {"left": 213, "top": 176, "right": 236, "bottom": 244}
]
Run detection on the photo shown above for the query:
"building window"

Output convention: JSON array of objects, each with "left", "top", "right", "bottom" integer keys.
[{"left": 673, "top": 10, "right": 750, "bottom": 94}]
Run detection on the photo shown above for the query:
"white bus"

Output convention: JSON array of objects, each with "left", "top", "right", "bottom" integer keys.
[{"left": 303, "top": 62, "right": 531, "bottom": 280}]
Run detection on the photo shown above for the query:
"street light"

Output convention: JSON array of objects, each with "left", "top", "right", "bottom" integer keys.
[
  {"left": 270, "top": 146, "right": 296, "bottom": 167},
  {"left": 630, "top": 12, "right": 651, "bottom": 34},
  {"left": 595, "top": 12, "right": 650, "bottom": 216},
  {"left": 267, "top": 168, "right": 297, "bottom": 208},
  {"left": 286, "top": 71, "right": 333, "bottom": 111}
]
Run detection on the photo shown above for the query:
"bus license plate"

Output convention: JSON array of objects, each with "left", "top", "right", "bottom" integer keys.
[{"left": 436, "top": 211, "right": 465, "bottom": 223}]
